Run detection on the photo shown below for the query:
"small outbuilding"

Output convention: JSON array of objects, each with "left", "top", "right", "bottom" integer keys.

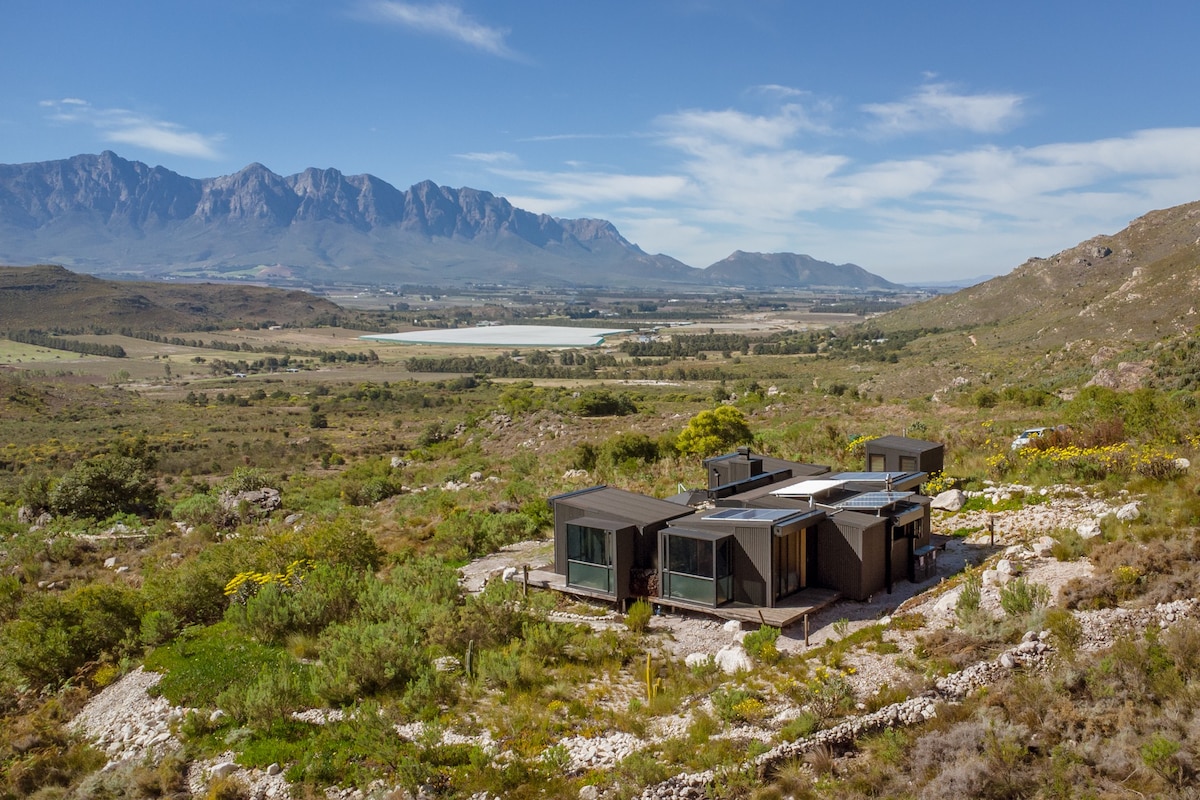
[{"left": 864, "top": 436, "right": 944, "bottom": 476}]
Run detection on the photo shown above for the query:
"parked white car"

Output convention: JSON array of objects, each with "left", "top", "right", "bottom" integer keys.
[{"left": 1011, "top": 427, "right": 1051, "bottom": 450}]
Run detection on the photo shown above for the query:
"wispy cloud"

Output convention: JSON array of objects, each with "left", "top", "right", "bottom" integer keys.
[
  {"left": 455, "top": 150, "right": 518, "bottom": 164},
  {"left": 462, "top": 80, "right": 1200, "bottom": 277},
  {"left": 861, "top": 81, "right": 1024, "bottom": 135},
  {"left": 40, "top": 99, "right": 223, "bottom": 159},
  {"left": 355, "top": 1, "right": 520, "bottom": 59},
  {"left": 658, "top": 103, "right": 829, "bottom": 149}
]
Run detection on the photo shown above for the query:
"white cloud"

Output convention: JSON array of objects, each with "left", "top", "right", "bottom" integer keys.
[
  {"left": 41, "top": 99, "right": 223, "bottom": 159},
  {"left": 491, "top": 167, "right": 691, "bottom": 211},
  {"left": 862, "top": 82, "right": 1024, "bottom": 135},
  {"left": 465, "top": 78, "right": 1200, "bottom": 280},
  {"left": 356, "top": 1, "right": 519, "bottom": 59},
  {"left": 455, "top": 150, "right": 518, "bottom": 164},
  {"left": 658, "top": 103, "right": 827, "bottom": 149}
]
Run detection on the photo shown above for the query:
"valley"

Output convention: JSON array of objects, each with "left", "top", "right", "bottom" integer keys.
[{"left": 1, "top": 249, "right": 1199, "bottom": 798}]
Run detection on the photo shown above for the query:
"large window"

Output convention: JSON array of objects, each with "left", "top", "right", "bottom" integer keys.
[
  {"left": 663, "top": 533, "right": 732, "bottom": 606},
  {"left": 566, "top": 523, "right": 613, "bottom": 593}
]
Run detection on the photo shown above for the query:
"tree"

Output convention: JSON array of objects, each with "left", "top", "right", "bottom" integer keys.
[
  {"left": 49, "top": 453, "right": 159, "bottom": 519},
  {"left": 675, "top": 406, "right": 754, "bottom": 458}
]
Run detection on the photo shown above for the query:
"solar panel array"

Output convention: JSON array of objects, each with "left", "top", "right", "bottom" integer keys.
[
  {"left": 704, "top": 507, "right": 798, "bottom": 522},
  {"left": 833, "top": 491, "right": 914, "bottom": 511}
]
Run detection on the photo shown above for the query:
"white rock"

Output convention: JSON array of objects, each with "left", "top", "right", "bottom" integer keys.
[
  {"left": 266, "top": 763, "right": 282, "bottom": 776},
  {"left": 209, "top": 709, "right": 227, "bottom": 723},
  {"left": 999, "top": 653, "right": 1017, "bottom": 669},
  {"left": 1116, "top": 502, "right": 1140, "bottom": 521},
  {"left": 211, "top": 762, "right": 238, "bottom": 779},
  {"left": 501, "top": 566, "right": 518, "bottom": 582},
  {"left": 722, "top": 619, "right": 742, "bottom": 633},
  {"left": 1031, "top": 537, "right": 1055, "bottom": 558},
  {"left": 931, "top": 489, "right": 967, "bottom": 512},
  {"left": 1077, "top": 520, "right": 1103, "bottom": 539},
  {"left": 685, "top": 653, "right": 714, "bottom": 669},
  {"left": 714, "top": 644, "right": 752, "bottom": 674},
  {"left": 104, "top": 556, "right": 118, "bottom": 569}
]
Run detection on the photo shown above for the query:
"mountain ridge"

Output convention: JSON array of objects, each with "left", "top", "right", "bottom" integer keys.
[{"left": 0, "top": 152, "right": 893, "bottom": 291}]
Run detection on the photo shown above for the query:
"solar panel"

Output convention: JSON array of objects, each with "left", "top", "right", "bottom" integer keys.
[
  {"left": 834, "top": 491, "right": 914, "bottom": 511},
  {"left": 705, "top": 507, "right": 798, "bottom": 522}
]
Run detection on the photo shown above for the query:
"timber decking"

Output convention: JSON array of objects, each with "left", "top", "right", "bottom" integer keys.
[{"left": 524, "top": 567, "right": 841, "bottom": 628}]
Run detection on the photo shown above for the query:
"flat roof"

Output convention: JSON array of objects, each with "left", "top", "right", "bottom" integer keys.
[
  {"left": 770, "top": 478, "right": 846, "bottom": 497},
  {"left": 697, "top": 507, "right": 825, "bottom": 528},
  {"left": 705, "top": 507, "right": 800, "bottom": 522}
]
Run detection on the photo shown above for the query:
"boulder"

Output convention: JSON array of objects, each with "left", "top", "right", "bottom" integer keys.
[
  {"left": 931, "top": 489, "right": 967, "bottom": 512},
  {"left": 1116, "top": 502, "right": 1141, "bottom": 522},
  {"left": 210, "top": 762, "right": 238, "bottom": 779},
  {"left": 685, "top": 653, "right": 714, "bottom": 669},
  {"left": 714, "top": 644, "right": 752, "bottom": 674},
  {"left": 1077, "top": 520, "right": 1103, "bottom": 539},
  {"left": 1031, "top": 536, "right": 1055, "bottom": 558}
]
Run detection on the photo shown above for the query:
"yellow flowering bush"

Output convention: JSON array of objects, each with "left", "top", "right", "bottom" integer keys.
[{"left": 224, "top": 559, "right": 312, "bottom": 604}]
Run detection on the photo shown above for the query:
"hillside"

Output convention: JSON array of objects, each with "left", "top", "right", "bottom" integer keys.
[
  {"left": 0, "top": 152, "right": 897, "bottom": 291},
  {"left": 704, "top": 251, "right": 902, "bottom": 291},
  {"left": 876, "top": 200, "right": 1200, "bottom": 348},
  {"left": 855, "top": 200, "right": 1200, "bottom": 395},
  {"left": 0, "top": 264, "right": 350, "bottom": 332}
]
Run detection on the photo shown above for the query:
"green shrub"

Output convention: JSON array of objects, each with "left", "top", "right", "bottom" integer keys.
[
  {"left": 955, "top": 569, "right": 983, "bottom": 626},
  {"left": 999, "top": 577, "right": 1050, "bottom": 617},
  {"left": 575, "top": 389, "right": 636, "bottom": 417},
  {"left": 1043, "top": 607, "right": 1082, "bottom": 659},
  {"left": 1049, "top": 528, "right": 1087, "bottom": 561},
  {"left": 743, "top": 625, "right": 781, "bottom": 664},
  {"left": 173, "top": 493, "right": 228, "bottom": 528},
  {"left": 312, "top": 617, "right": 430, "bottom": 704},
  {"left": 0, "top": 583, "right": 141, "bottom": 688},
  {"left": 624, "top": 599, "right": 652, "bottom": 633},
  {"left": 140, "top": 608, "right": 180, "bottom": 648},
  {"left": 49, "top": 454, "right": 159, "bottom": 519}
]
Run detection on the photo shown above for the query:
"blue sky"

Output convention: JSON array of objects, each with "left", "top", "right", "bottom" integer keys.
[{"left": 4, "top": 1, "right": 1200, "bottom": 283}]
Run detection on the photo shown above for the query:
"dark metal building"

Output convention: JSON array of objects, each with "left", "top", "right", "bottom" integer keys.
[
  {"left": 549, "top": 486, "right": 693, "bottom": 603},
  {"left": 864, "top": 436, "right": 944, "bottom": 475}
]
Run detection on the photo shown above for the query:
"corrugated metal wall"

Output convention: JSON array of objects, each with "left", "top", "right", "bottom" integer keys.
[{"left": 732, "top": 525, "right": 770, "bottom": 607}]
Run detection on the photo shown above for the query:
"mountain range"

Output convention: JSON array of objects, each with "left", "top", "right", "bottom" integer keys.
[{"left": 0, "top": 152, "right": 900, "bottom": 291}]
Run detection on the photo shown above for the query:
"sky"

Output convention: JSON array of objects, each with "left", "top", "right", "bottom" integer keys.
[{"left": 4, "top": 1, "right": 1200, "bottom": 284}]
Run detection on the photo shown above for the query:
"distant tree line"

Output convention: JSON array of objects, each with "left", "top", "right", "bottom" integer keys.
[
  {"left": 6, "top": 330, "right": 126, "bottom": 358},
  {"left": 406, "top": 352, "right": 619, "bottom": 378},
  {"left": 619, "top": 332, "right": 761, "bottom": 358}
]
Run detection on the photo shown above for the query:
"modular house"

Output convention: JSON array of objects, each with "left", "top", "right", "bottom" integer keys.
[
  {"left": 549, "top": 485, "right": 693, "bottom": 603},
  {"left": 548, "top": 446, "right": 937, "bottom": 612}
]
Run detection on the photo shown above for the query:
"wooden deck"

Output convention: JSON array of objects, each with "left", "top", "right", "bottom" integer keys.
[{"left": 525, "top": 567, "right": 841, "bottom": 629}]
